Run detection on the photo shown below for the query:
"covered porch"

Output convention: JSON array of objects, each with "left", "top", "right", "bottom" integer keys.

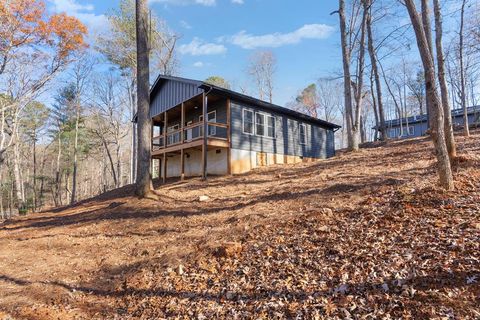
[{"left": 151, "top": 93, "right": 231, "bottom": 181}]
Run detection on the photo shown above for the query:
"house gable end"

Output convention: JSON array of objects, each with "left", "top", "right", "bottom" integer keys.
[{"left": 150, "top": 78, "right": 203, "bottom": 117}]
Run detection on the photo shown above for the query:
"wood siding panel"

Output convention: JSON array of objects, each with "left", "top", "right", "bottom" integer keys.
[
  {"left": 150, "top": 80, "right": 203, "bottom": 117},
  {"left": 230, "top": 101, "right": 334, "bottom": 159}
]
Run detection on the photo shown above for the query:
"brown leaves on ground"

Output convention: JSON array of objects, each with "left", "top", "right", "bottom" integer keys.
[{"left": 0, "top": 133, "right": 479, "bottom": 319}]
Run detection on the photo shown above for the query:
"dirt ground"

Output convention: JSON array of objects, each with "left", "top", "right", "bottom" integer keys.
[{"left": 0, "top": 134, "right": 479, "bottom": 319}]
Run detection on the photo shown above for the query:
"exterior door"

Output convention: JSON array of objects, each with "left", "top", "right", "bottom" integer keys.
[
  {"left": 186, "top": 121, "right": 193, "bottom": 141},
  {"left": 199, "top": 111, "right": 217, "bottom": 136}
]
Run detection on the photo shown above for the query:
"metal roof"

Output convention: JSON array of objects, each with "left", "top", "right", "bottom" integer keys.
[{"left": 149, "top": 75, "right": 341, "bottom": 130}]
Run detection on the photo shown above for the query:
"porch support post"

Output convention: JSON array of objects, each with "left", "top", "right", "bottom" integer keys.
[
  {"left": 163, "top": 111, "right": 168, "bottom": 183},
  {"left": 181, "top": 102, "right": 185, "bottom": 180},
  {"left": 226, "top": 98, "right": 231, "bottom": 175},
  {"left": 164, "top": 111, "right": 168, "bottom": 148},
  {"left": 151, "top": 121, "right": 154, "bottom": 153},
  {"left": 163, "top": 152, "right": 167, "bottom": 184},
  {"left": 180, "top": 149, "right": 185, "bottom": 180},
  {"left": 181, "top": 102, "right": 185, "bottom": 143},
  {"left": 202, "top": 92, "right": 207, "bottom": 180}
]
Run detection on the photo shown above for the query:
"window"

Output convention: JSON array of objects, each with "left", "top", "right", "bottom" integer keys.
[
  {"left": 167, "top": 124, "right": 180, "bottom": 144},
  {"left": 243, "top": 109, "right": 254, "bottom": 134},
  {"left": 299, "top": 123, "right": 307, "bottom": 145},
  {"left": 267, "top": 115, "right": 276, "bottom": 138},
  {"left": 243, "top": 108, "right": 276, "bottom": 138},
  {"left": 256, "top": 113, "right": 265, "bottom": 136},
  {"left": 208, "top": 111, "right": 217, "bottom": 135},
  {"left": 199, "top": 110, "right": 216, "bottom": 136}
]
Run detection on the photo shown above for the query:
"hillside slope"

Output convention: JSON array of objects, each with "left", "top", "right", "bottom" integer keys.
[{"left": 0, "top": 134, "right": 479, "bottom": 319}]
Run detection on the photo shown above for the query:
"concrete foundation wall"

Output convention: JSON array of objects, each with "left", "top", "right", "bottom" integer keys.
[
  {"left": 159, "top": 147, "right": 321, "bottom": 178},
  {"left": 161, "top": 148, "right": 228, "bottom": 178},
  {"left": 230, "top": 148, "right": 318, "bottom": 174}
]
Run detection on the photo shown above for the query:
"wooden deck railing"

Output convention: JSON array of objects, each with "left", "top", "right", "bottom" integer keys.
[{"left": 152, "top": 121, "right": 228, "bottom": 151}]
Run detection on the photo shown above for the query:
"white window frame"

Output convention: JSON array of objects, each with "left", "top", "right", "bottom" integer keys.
[
  {"left": 242, "top": 109, "right": 254, "bottom": 135},
  {"left": 243, "top": 108, "right": 277, "bottom": 138},
  {"left": 266, "top": 115, "right": 276, "bottom": 138},
  {"left": 199, "top": 110, "right": 216, "bottom": 136},
  {"left": 255, "top": 112, "right": 266, "bottom": 136},
  {"left": 299, "top": 123, "right": 307, "bottom": 145}
]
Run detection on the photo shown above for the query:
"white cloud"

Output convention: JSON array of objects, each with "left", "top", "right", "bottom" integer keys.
[
  {"left": 225, "top": 24, "right": 335, "bottom": 49},
  {"left": 150, "top": 0, "right": 216, "bottom": 6},
  {"left": 179, "top": 38, "right": 227, "bottom": 56},
  {"left": 193, "top": 61, "right": 204, "bottom": 67},
  {"left": 49, "top": 0, "right": 94, "bottom": 12},
  {"left": 48, "top": 0, "right": 108, "bottom": 35},
  {"left": 180, "top": 20, "right": 192, "bottom": 29},
  {"left": 196, "top": 0, "right": 216, "bottom": 5},
  {"left": 231, "top": 0, "right": 244, "bottom": 4}
]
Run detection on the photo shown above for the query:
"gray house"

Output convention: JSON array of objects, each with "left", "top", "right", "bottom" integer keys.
[
  {"left": 148, "top": 75, "right": 340, "bottom": 180},
  {"left": 381, "top": 105, "right": 480, "bottom": 139}
]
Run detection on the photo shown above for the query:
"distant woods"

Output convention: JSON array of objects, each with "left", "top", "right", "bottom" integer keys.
[{"left": 0, "top": 0, "right": 178, "bottom": 215}]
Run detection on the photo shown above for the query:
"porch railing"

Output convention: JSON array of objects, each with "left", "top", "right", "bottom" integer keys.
[{"left": 152, "top": 121, "right": 228, "bottom": 151}]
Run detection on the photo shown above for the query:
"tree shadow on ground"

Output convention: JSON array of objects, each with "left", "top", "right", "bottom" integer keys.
[
  {"left": 0, "top": 166, "right": 422, "bottom": 233},
  {"left": 0, "top": 267, "right": 476, "bottom": 303}
]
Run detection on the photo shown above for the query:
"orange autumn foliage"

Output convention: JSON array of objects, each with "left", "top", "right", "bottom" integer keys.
[{"left": 0, "top": 0, "right": 87, "bottom": 65}]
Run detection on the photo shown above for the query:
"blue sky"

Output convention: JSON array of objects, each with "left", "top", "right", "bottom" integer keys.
[{"left": 47, "top": 0, "right": 343, "bottom": 106}]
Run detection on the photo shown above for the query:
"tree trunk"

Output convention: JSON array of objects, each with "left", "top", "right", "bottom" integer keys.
[
  {"left": 38, "top": 148, "right": 47, "bottom": 210},
  {"left": 405, "top": 0, "right": 454, "bottom": 191},
  {"left": 32, "top": 128, "right": 37, "bottom": 211},
  {"left": 433, "top": 0, "right": 456, "bottom": 160},
  {"left": 337, "top": 0, "right": 355, "bottom": 151},
  {"left": 365, "top": 0, "right": 387, "bottom": 141},
  {"left": 379, "top": 61, "right": 402, "bottom": 138},
  {"left": 135, "top": 0, "right": 154, "bottom": 198},
  {"left": 0, "top": 171, "right": 4, "bottom": 220},
  {"left": 351, "top": 1, "right": 368, "bottom": 151},
  {"left": 370, "top": 70, "right": 380, "bottom": 141},
  {"left": 116, "top": 143, "right": 121, "bottom": 188},
  {"left": 13, "top": 140, "right": 24, "bottom": 209},
  {"left": 459, "top": 0, "right": 469, "bottom": 136},
  {"left": 54, "top": 134, "right": 62, "bottom": 207},
  {"left": 71, "top": 107, "right": 79, "bottom": 204},
  {"left": 101, "top": 137, "right": 118, "bottom": 187},
  {"left": 129, "top": 78, "right": 136, "bottom": 185},
  {"left": 421, "top": 0, "right": 434, "bottom": 129}
]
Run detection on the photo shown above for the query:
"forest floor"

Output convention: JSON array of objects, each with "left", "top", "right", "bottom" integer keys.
[{"left": 0, "top": 133, "right": 479, "bottom": 319}]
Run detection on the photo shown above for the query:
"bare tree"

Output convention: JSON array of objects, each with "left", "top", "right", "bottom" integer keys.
[
  {"left": 90, "top": 73, "right": 129, "bottom": 188},
  {"left": 404, "top": 0, "right": 454, "bottom": 190},
  {"left": 459, "top": 0, "right": 469, "bottom": 136},
  {"left": 365, "top": 0, "right": 387, "bottom": 141},
  {"left": 333, "top": 0, "right": 368, "bottom": 151},
  {"left": 247, "top": 51, "right": 276, "bottom": 103},
  {"left": 135, "top": 0, "right": 155, "bottom": 198},
  {"left": 70, "top": 56, "right": 95, "bottom": 204},
  {"left": 433, "top": 0, "right": 456, "bottom": 160},
  {"left": 335, "top": 0, "right": 355, "bottom": 151},
  {"left": 317, "top": 79, "right": 344, "bottom": 123}
]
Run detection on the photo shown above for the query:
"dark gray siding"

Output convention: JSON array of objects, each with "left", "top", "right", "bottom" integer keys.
[
  {"left": 230, "top": 101, "right": 334, "bottom": 159},
  {"left": 150, "top": 80, "right": 203, "bottom": 117},
  {"left": 387, "top": 113, "right": 479, "bottom": 139}
]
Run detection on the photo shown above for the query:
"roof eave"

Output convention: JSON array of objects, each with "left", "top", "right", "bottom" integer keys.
[{"left": 199, "top": 83, "right": 341, "bottom": 130}]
